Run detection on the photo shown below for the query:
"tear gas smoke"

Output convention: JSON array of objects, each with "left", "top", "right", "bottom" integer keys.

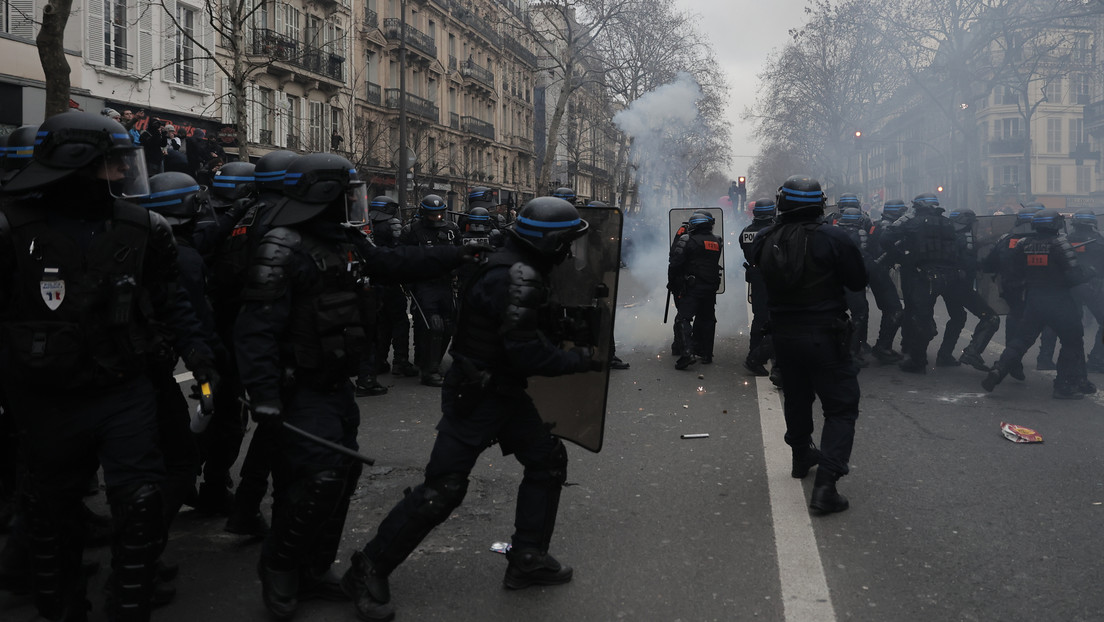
[{"left": 612, "top": 73, "right": 751, "bottom": 354}]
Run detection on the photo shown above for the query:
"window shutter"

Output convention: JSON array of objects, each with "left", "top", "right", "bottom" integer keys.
[
  {"left": 87, "top": 0, "right": 105, "bottom": 64},
  {"left": 9, "top": 0, "right": 35, "bottom": 39},
  {"left": 274, "top": 1, "right": 283, "bottom": 36},
  {"left": 275, "top": 95, "right": 287, "bottom": 148},
  {"left": 138, "top": 0, "right": 153, "bottom": 76},
  {"left": 248, "top": 84, "right": 260, "bottom": 144},
  {"left": 161, "top": 0, "right": 176, "bottom": 82}
]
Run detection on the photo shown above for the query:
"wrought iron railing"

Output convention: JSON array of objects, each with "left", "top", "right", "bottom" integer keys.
[
  {"left": 385, "top": 88, "right": 440, "bottom": 122},
  {"left": 461, "top": 58, "right": 494, "bottom": 89},
  {"left": 461, "top": 116, "right": 494, "bottom": 141},
  {"left": 382, "top": 18, "right": 438, "bottom": 59}
]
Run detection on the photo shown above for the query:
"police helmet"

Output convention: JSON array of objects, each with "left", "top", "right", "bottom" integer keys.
[
  {"left": 948, "top": 209, "right": 977, "bottom": 229},
  {"left": 838, "top": 194, "right": 861, "bottom": 210},
  {"left": 465, "top": 206, "right": 493, "bottom": 234},
  {"left": 776, "top": 175, "right": 825, "bottom": 216},
  {"left": 882, "top": 199, "right": 906, "bottom": 222},
  {"left": 210, "top": 161, "right": 256, "bottom": 201},
  {"left": 468, "top": 186, "right": 494, "bottom": 207},
  {"left": 509, "top": 196, "right": 589, "bottom": 262},
  {"left": 1031, "top": 208, "right": 1063, "bottom": 234},
  {"left": 140, "top": 172, "right": 208, "bottom": 226},
  {"left": 552, "top": 187, "right": 577, "bottom": 203},
  {"left": 838, "top": 207, "right": 863, "bottom": 227},
  {"left": 3, "top": 112, "right": 149, "bottom": 197},
  {"left": 1072, "top": 209, "right": 1098, "bottom": 229},
  {"left": 268, "top": 153, "right": 366, "bottom": 227},
  {"left": 688, "top": 210, "right": 715, "bottom": 233},
  {"left": 752, "top": 198, "right": 776, "bottom": 221},
  {"left": 912, "top": 193, "right": 940, "bottom": 210},
  {"left": 1, "top": 124, "right": 39, "bottom": 183},
  {"left": 369, "top": 195, "right": 400, "bottom": 222},
  {"left": 419, "top": 194, "right": 448, "bottom": 227},
  {"left": 1016, "top": 203, "right": 1045, "bottom": 226},
  {"left": 254, "top": 150, "right": 299, "bottom": 193},
  {"left": 586, "top": 200, "right": 610, "bottom": 208}
]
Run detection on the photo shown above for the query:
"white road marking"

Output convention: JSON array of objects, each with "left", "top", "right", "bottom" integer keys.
[
  {"left": 756, "top": 376, "right": 837, "bottom": 622},
  {"left": 175, "top": 371, "right": 194, "bottom": 384}
]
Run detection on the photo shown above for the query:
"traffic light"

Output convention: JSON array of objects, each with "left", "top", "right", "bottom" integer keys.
[
  {"left": 937, "top": 185, "right": 944, "bottom": 193},
  {"left": 854, "top": 130, "right": 863, "bottom": 148},
  {"left": 738, "top": 176, "right": 746, "bottom": 197}
]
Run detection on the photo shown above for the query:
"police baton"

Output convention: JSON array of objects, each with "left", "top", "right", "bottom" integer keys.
[
  {"left": 663, "top": 289, "right": 672, "bottom": 324},
  {"left": 238, "top": 398, "right": 375, "bottom": 466},
  {"left": 401, "top": 285, "right": 432, "bottom": 330}
]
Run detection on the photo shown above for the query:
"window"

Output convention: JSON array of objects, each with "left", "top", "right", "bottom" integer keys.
[
  {"left": 309, "top": 100, "right": 324, "bottom": 151},
  {"left": 1074, "top": 74, "right": 1090, "bottom": 105},
  {"left": 1070, "top": 118, "right": 1086, "bottom": 151},
  {"left": 286, "top": 94, "right": 301, "bottom": 149},
  {"left": 1045, "top": 79, "right": 1062, "bottom": 104},
  {"left": 1078, "top": 166, "right": 1092, "bottom": 193},
  {"left": 330, "top": 106, "right": 342, "bottom": 151},
  {"left": 281, "top": 3, "right": 300, "bottom": 40},
  {"left": 1046, "top": 165, "right": 1061, "bottom": 193},
  {"left": 1002, "top": 165, "right": 1019, "bottom": 187},
  {"left": 1047, "top": 118, "right": 1062, "bottom": 153},
  {"left": 259, "top": 88, "right": 275, "bottom": 144},
  {"left": 1001, "top": 118, "right": 1021, "bottom": 139},
  {"left": 175, "top": 5, "right": 196, "bottom": 85},
  {"left": 104, "top": 0, "right": 130, "bottom": 69}
]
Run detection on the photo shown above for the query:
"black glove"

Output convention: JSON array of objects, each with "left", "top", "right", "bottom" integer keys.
[
  {"left": 571, "top": 347, "right": 603, "bottom": 373},
  {"left": 184, "top": 351, "right": 220, "bottom": 394},
  {"left": 251, "top": 398, "right": 283, "bottom": 424}
]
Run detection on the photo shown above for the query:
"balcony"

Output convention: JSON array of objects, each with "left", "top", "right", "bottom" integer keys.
[
  {"left": 1085, "top": 99, "right": 1104, "bottom": 132},
  {"left": 382, "top": 18, "right": 438, "bottom": 61},
  {"left": 461, "top": 116, "right": 495, "bottom": 141},
  {"left": 259, "top": 129, "right": 273, "bottom": 145},
  {"left": 502, "top": 36, "right": 537, "bottom": 67},
  {"left": 367, "top": 82, "right": 382, "bottom": 105},
  {"left": 461, "top": 58, "right": 495, "bottom": 89},
  {"left": 450, "top": 1, "right": 501, "bottom": 47},
  {"left": 251, "top": 29, "right": 345, "bottom": 83},
  {"left": 986, "top": 136, "right": 1027, "bottom": 155},
  {"left": 364, "top": 8, "right": 377, "bottom": 29},
  {"left": 509, "top": 133, "right": 533, "bottom": 151},
  {"left": 1070, "top": 142, "right": 1100, "bottom": 164},
  {"left": 384, "top": 88, "right": 440, "bottom": 122}
]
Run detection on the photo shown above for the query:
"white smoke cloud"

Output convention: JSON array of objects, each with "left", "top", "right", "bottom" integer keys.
[{"left": 612, "top": 73, "right": 751, "bottom": 357}]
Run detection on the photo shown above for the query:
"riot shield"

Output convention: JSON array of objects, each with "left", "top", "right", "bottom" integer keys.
[
  {"left": 974, "top": 214, "right": 1019, "bottom": 315},
  {"left": 527, "top": 205, "right": 622, "bottom": 453},
  {"left": 668, "top": 207, "right": 726, "bottom": 294}
]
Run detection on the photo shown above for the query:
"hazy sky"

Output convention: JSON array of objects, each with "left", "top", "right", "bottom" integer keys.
[{"left": 672, "top": 0, "right": 811, "bottom": 180}]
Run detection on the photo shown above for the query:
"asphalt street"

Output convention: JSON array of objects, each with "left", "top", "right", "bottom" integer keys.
[{"left": 3, "top": 263, "right": 1104, "bottom": 622}]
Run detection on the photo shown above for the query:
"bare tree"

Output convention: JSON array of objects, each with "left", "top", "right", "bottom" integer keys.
[{"left": 36, "top": 0, "right": 74, "bottom": 117}]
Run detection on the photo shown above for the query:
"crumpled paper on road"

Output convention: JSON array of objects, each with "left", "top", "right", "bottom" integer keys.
[{"left": 1001, "top": 422, "right": 1043, "bottom": 443}]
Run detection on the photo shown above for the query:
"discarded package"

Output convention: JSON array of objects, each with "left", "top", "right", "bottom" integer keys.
[
  {"left": 490, "top": 541, "right": 511, "bottom": 554},
  {"left": 680, "top": 433, "right": 709, "bottom": 439},
  {"left": 1000, "top": 422, "right": 1043, "bottom": 443}
]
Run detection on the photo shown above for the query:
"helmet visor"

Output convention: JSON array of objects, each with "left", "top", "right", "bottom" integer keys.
[
  {"left": 100, "top": 150, "right": 150, "bottom": 198},
  {"left": 345, "top": 181, "right": 369, "bottom": 226}
]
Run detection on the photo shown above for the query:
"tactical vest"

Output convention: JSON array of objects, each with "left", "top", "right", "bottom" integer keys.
[
  {"left": 209, "top": 198, "right": 266, "bottom": 304},
  {"left": 1, "top": 201, "right": 155, "bottom": 389},
  {"left": 1021, "top": 234, "right": 1078, "bottom": 289},
  {"left": 739, "top": 221, "right": 770, "bottom": 257},
  {"left": 685, "top": 232, "right": 722, "bottom": 286},
  {"left": 759, "top": 221, "right": 840, "bottom": 306},
  {"left": 910, "top": 212, "right": 959, "bottom": 267},
  {"left": 281, "top": 231, "right": 371, "bottom": 383},
  {"left": 451, "top": 247, "right": 542, "bottom": 366}
]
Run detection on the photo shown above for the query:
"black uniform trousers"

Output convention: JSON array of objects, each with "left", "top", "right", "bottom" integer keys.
[
  {"left": 772, "top": 322, "right": 859, "bottom": 477},
  {"left": 365, "top": 367, "right": 566, "bottom": 570},
  {"left": 937, "top": 275, "right": 998, "bottom": 359},
  {"left": 900, "top": 265, "right": 959, "bottom": 363},
  {"left": 747, "top": 270, "right": 772, "bottom": 364},
  {"left": 868, "top": 264, "right": 902, "bottom": 350},
  {"left": 996, "top": 288, "right": 1086, "bottom": 389},
  {"left": 674, "top": 290, "right": 718, "bottom": 359},
  {"left": 408, "top": 281, "right": 456, "bottom": 376},
  {"left": 1036, "top": 281, "right": 1104, "bottom": 367},
  {"left": 375, "top": 284, "right": 413, "bottom": 369}
]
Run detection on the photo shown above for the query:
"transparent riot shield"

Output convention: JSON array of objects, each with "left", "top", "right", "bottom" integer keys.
[
  {"left": 667, "top": 207, "right": 726, "bottom": 294},
  {"left": 975, "top": 214, "right": 1020, "bottom": 315},
  {"left": 527, "top": 205, "right": 622, "bottom": 453}
]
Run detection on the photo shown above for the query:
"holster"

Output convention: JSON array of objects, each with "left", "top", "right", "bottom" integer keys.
[{"left": 832, "top": 316, "right": 854, "bottom": 358}]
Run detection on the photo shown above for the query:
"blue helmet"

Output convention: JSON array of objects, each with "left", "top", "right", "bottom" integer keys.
[
  {"left": 838, "top": 207, "right": 863, "bottom": 227},
  {"left": 1072, "top": 209, "right": 1098, "bottom": 229},
  {"left": 510, "top": 196, "right": 588, "bottom": 262},
  {"left": 552, "top": 186, "right": 576, "bottom": 202},
  {"left": 912, "top": 193, "right": 940, "bottom": 210},
  {"left": 210, "top": 161, "right": 256, "bottom": 201},
  {"left": 882, "top": 199, "right": 906, "bottom": 222},
  {"left": 1031, "top": 208, "right": 1063, "bottom": 234},
  {"left": 1016, "top": 203, "right": 1045, "bottom": 226},
  {"left": 838, "top": 194, "right": 861, "bottom": 209},
  {"left": 752, "top": 198, "right": 776, "bottom": 221},
  {"left": 776, "top": 175, "right": 825, "bottom": 215},
  {"left": 688, "top": 210, "right": 715, "bottom": 232},
  {"left": 140, "top": 172, "right": 208, "bottom": 226}
]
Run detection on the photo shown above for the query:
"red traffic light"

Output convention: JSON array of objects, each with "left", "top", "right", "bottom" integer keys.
[
  {"left": 937, "top": 185, "right": 944, "bottom": 193},
  {"left": 738, "top": 176, "right": 746, "bottom": 187}
]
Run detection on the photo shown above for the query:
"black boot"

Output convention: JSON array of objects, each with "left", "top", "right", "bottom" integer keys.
[
  {"left": 809, "top": 469, "right": 849, "bottom": 515},
  {"left": 341, "top": 551, "right": 394, "bottom": 622},
  {"left": 354, "top": 376, "right": 388, "bottom": 397},
  {"left": 982, "top": 363, "right": 1008, "bottom": 392},
  {"left": 791, "top": 441, "right": 821, "bottom": 479},
  {"left": 258, "top": 560, "right": 299, "bottom": 620},
  {"left": 958, "top": 349, "right": 989, "bottom": 372},
  {"left": 898, "top": 356, "right": 926, "bottom": 374},
  {"left": 502, "top": 549, "right": 573, "bottom": 590},
  {"left": 390, "top": 359, "right": 419, "bottom": 377}
]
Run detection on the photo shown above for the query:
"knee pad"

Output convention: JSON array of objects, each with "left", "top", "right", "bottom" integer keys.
[{"left": 412, "top": 473, "right": 468, "bottom": 525}]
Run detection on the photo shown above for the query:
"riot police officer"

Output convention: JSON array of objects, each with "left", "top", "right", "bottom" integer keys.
[
  {"left": 934, "top": 209, "right": 1000, "bottom": 371},
  {"left": 982, "top": 209, "right": 1095, "bottom": 398},
  {"left": 835, "top": 206, "right": 872, "bottom": 366},
  {"left": 234, "top": 153, "right": 475, "bottom": 619},
  {"left": 980, "top": 205, "right": 1043, "bottom": 381},
  {"left": 1036, "top": 209, "right": 1104, "bottom": 372},
  {"left": 341, "top": 197, "right": 597, "bottom": 621},
  {"left": 748, "top": 175, "right": 867, "bottom": 514},
  {"left": 867, "top": 199, "right": 905, "bottom": 363},
  {"left": 366, "top": 195, "right": 418, "bottom": 380},
  {"left": 191, "top": 160, "right": 256, "bottom": 259},
  {"left": 0, "top": 124, "right": 38, "bottom": 186},
  {"left": 740, "top": 198, "right": 776, "bottom": 376},
  {"left": 0, "top": 110, "right": 217, "bottom": 621},
  {"left": 668, "top": 210, "right": 722, "bottom": 369},
  {"left": 881, "top": 193, "right": 962, "bottom": 373},
  {"left": 400, "top": 194, "right": 462, "bottom": 386}
]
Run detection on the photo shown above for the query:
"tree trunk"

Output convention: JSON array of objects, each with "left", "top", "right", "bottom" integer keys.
[
  {"left": 37, "top": 0, "right": 74, "bottom": 118},
  {"left": 537, "top": 66, "right": 575, "bottom": 193}
]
